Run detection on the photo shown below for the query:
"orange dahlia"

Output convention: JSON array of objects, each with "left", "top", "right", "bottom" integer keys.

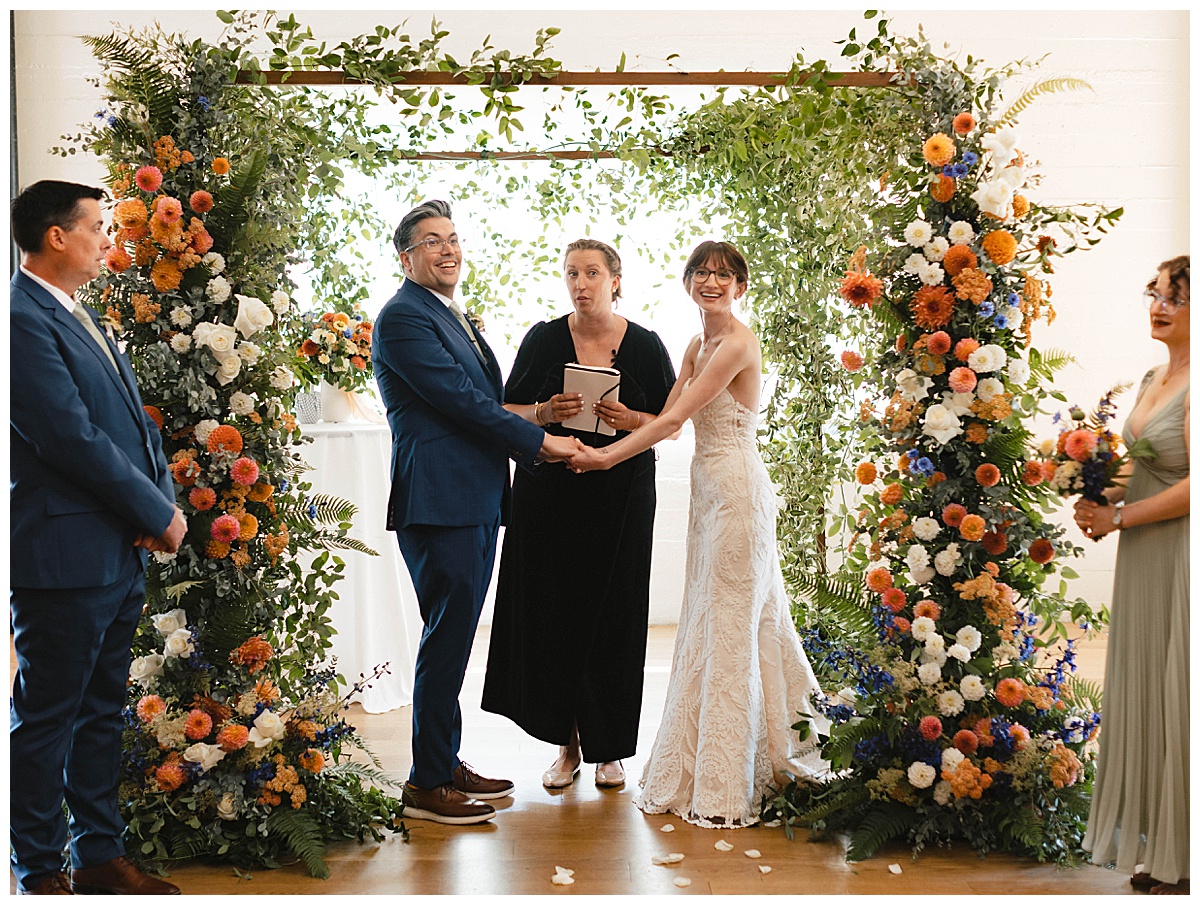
[
  {"left": 113, "top": 198, "right": 149, "bottom": 227},
  {"left": 952, "top": 268, "right": 993, "bottom": 304},
  {"left": 948, "top": 367, "right": 977, "bottom": 394},
  {"left": 1011, "top": 194, "right": 1030, "bottom": 218},
  {"left": 189, "top": 487, "right": 217, "bottom": 511},
  {"left": 952, "top": 112, "right": 977, "bottom": 135},
  {"left": 981, "top": 531, "right": 1008, "bottom": 555},
  {"left": 855, "top": 462, "right": 878, "bottom": 485},
  {"left": 231, "top": 636, "right": 274, "bottom": 674},
  {"left": 212, "top": 157, "right": 231, "bottom": 175},
  {"left": 882, "top": 587, "right": 907, "bottom": 613},
  {"left": 952, "top": 729, "right": 979, "bottom": 754},
  {"left": 974, "top": 463, "right": 1001, "bottom": 487},
  {"left": 942, "top": 245, "right": 977, "bottom": 278},
  {"left": 954, "top": 337, "right": 981, "bottom": 361},
  {"left": 911, "top": 286, "right": 956, "bottom": 330},
  {"left": 922, "top": 132, "right": 956, "bottom": 167},
  {"left": 206, "top": 424, "right": 244, "bottom": 455},
  {"left": 237, "top": 514, "right": 259, "bottom": 541},
  {"left": 155, "top": 761, "right": 186, "bottom": 793},
  {"left": 865, "top": 567, "right": 893, "bottom": 593},
  {"left": 840, "top": 270, "right": 884, "bottom": 309},
  {"left": 1021, "top": 461, "right": 1044, "bottom": 486},
  {"left": 981, "top": 230, "right": 1017, "bottom": 265},
  {"left": 926, "top": 331, "right": 952, "bottom": 355},
  {"left": 143, "top": 405, "right": 164, "bottom": 430},
  {"left": 184, "top": 709, "right": 213, "bottom": 741},
  {"left": 919, "top": 715, "right": 943, "bottom": 741},
  {"left": 211, "top": 514, "right": 241, "bottom": 544},
  {"left": 942, "top": 503, "right": 968, "bottom": 527},
  {"left": 879, "top": 483, "right": 903, "bottom": 505},
  {"left": 230, "top": 457, "right": 260, "bottom": 486},
  {"left": 959, "top": 514, "right": 987, "bottom": 542},
  {"left": 1064, "top": 429, "right": 1099, "bottom": 462},
  {"left": 189, "top": 190, "right": 214, "bottom": 213},
  {"left": 217, "top": 724, "right": 250, "bottom": 752},
  {"left": 134, "top": 165, "right": 163, "bottom": 193},
  {"left": 104, "top": 246, "right": 133, "bottom": 273},
  {"left": 930, "top": 174, "right": 955, "bottom": 203},
  {"left": 995, "top": 677, "right": 1026, "bottom": 708},
  {"left": 298, "top": 749, "right": 325, "bottom": 773},
  {"left": 150, "top": 259, "right": 183, "bottom": 293},
  {"left": 840, "top": 350, "right": 865, "bottom": 372},
  {"left": 1028, "top": 538, "right": 1056, "bottom": 564},
  {"left": 136, "top": 694, "right": 166, "bottom": 722},
  {"left": 913, "top": 599, "right": 941, "bottom": 620}
]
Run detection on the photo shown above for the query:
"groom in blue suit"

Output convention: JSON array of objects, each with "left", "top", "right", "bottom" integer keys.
[
  {"left": 9, "top": 181, "right": 187, "bottom": 894},
  {"left": 374, "top": 200, "right": 580, "bottom": 824}
]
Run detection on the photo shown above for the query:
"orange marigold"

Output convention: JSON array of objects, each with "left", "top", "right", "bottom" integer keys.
[
  {"left": 247, "top": 482, "right": 275, "bottom": 503},
  {"left": 930, "top": 174, "right": 955, "bottom": 203},
  {"left": 926, "top": 331, "right": 952, "bottom": 355},
  {"left": 113, "top": 198, "right": 149, "bottom": 227},
  {"left": 995, "top": 677, "right": 1026, "bottom": 708},
  {"left": 155, "top": 761, "right": 187, "bottom": 793},
  {"left": 865, "top": 567, "right": 894, "bottom": 594},
  {"left": 959, "top": 514, "right": 987, "bottom": 542},
  {"left": 184, "top": 709, "right": 213, "bottom": 741},
  {"left": 206, "top": 540, "right": 231, "bottom": 559},
  {"left": 981, "top": 230, "right": 1017, "bottom": 266},
  {"left": 946, "top": 759, "right": 992, "bottom": 799},
  {"left": 952, "top": 268, "right": 993, "bottom": 304},
  {"left": 1011, "top": 194, "right": 1030, "bottom": 218},
  {"left": 922, "top": 132, "right": 956, "bottom": 167},
  {"left": 952, "top": 112, "right": 977, "bottom": 135},
  {"left": 855, "top": 462, "right": 878, "bottom": 485},
  {"left": 237, "top": 513, "right": 259, "bottom": 541},
  {"left": 910, "top": 286, "right": 956, "bottom": 330},
  {"left": 879, "top": 483, "right": 903, "bottom": 505},
  {"left": 840, "top": 270, "right": 884, "bottom": 309},
  {"left": 150, "top": 259, "right": 183, "bottom": 293},
  {"left": 974, "top": 463, "right": 1001, "bottom": 487},
  {"left": 212, "top": 157, "right": 231, "bottom": 175},
  {"left": 206, "top": 424, "right": 244, "bottom": 455},
  {"left": 217, "top": 724, "right": 249, "bottom": 752},
  {"left": 942, "top": 245, "right": 977, "bottom": 277},
  {"left": 298, "top": 749, "right": 325, "bottom": 773}
]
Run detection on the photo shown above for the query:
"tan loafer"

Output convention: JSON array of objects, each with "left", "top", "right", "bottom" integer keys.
[
  {"left": 595, "top": 760, "right": 625, "bottom": 787},
  {"left": 542, "top": 759, "right": 581, "bottom": 789}
]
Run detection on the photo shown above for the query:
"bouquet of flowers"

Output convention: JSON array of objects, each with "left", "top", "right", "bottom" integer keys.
[
  {"left": 1040, "top": 385, "right": 1155, "bottom": 503},
  {"left": 294, "top": 311, "right": 374, "bottom": 392}
]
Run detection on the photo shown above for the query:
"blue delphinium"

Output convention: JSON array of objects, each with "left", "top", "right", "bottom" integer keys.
[
  {"left": 854, "top": 734, "right": 889, "bottom": 764},
  {"left": 197, "top": 95, "right": 212, "bottom": 112}
]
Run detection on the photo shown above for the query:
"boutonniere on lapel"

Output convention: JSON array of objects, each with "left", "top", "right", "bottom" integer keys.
[
  {"left": 465, "top": 308, "right": 485, "bottom": 334},
  {"left": 98, "top": 294, "right": 126, "bottom": 351}
]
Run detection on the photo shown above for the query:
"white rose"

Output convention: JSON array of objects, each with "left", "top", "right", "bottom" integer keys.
[
  {"left": 206, "top": 276, "right": 232, "bottom": 304},
  {"left": 896, "top": 368, "right": 933, "bottom": 403},
  {"left": 941, "top": 747, "right": 966, "bottom": 773},
  {"left": 903, "top": 253, "right": 927, "bottom": 275},
  {"left": 169, "top": 333, "right": 192, "bottom": 353},
  {"left": 183, "top": 742, "right": 227, "bottom": 773},
  {"left": 948, "top": 643, "right": 971, "bottom": 662},
  {"left": 918, "top": 262, "right": 946, "bottom": 286},
  {"left": 191, "top": 322, "right": 214, "bottom": 349},
  {"left": 909, "top": 565, "right": 936, "bottom": 586},
  {"left": 913, "top": 517, "right": 941, "bottom": 541},
  {"left": 214, "top": 352, "right": 242, "bottom": 386},
  {"left": 834, "top": 687, "right": 858, "bottom": 709},
  {"left": 202, "top": 251, "right": 226, "bottom": 274},
  {"left": 170, "top": 306, "right": 193, "bottom": 328},
  {"left": 229, "top": 392, "right": 255, "bottom": 417},
  {"left": 981, "top": 126, "right": 1020, "bottom": 168},
  {"left": 906, "top": 544, "right": 931, "bottom": 572},
  {"left": 236, "top": 341, "right": 261, "bottom": 365},
  {"left": 193, "top": 419, "right": 219, "bottom": 446},
  {"left": 940, "top": 391, "right": 976, "bottom": 418},
  {"left": 152, "top": 608, "right": 188, "bottom": 636},
  {"left": 163, "top": 627, "right": 195, "bottom": 659},
  {"left": 956, "top": 625, "right": 982, "bottom": 652},
  {"left": 1006, "top": 358, "right": 1030, "bottom": 386},
  {"left": 271, "top": 289, "right": 291, "bottom": 315},
  {"left": 947, "top": 221, "right": 976, "bottom": 246},
  {"left": 201, "top": 323, "right": 238, "bottom": 355},
  {"left": 934, "top": 546, "right": 962, "bottom": 577},
  {"left": 233, "top": 294, "right": 274, "bottom": 339},
  {"left": 907, "top": 761, "right": 937, "bottom": 789},
  {"left": 270, "top": 366, "right": 296, "bottom": 390},
  {"left": 904, "top": 219, "right": 933, "bottom": 247},
  {"left": 960, "top": 674, "right": 987, "bottom": 701},
  {"left": 937, "top": 690, "right": 965, "bottom": 717},
  {"left": 996, "top": 163, "right": 1025, "bottom": 190},
  {"left": 129, "top": 653, "right": 165, "bottom": 686},
  {"left": 967, "top": 344, "right": 1007, "bottom": 374},
  {"left": 976, "top": 377, "right": 1005, "bottom": 403},
  {"left": 911, "top": 616, "right": 936, "bottom": 642},
  {"left": 923, "top": 236, "right": 949, "bottom": 262},
  {"left": 933, "top": 780, "right": 953, "bottom": 806},
  {"left": 247, "top": 709, "right": 287, "bottom": 748},
  {"left": 216, "top": 793, "right": 238, "bottom": 821},
  {"left": 1003, "top": 306, "right": 1024, "bottom": 331},
  {"left": 922, "top": 404, "right": 963, "bottom": 446},
  {"left": 970, "top": 179, "right": 1014, "bottom": 219}
]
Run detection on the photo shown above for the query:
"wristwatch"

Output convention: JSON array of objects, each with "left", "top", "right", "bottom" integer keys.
[{"left": 1112, "top": 501, "right": 1125, "bottom": 529}]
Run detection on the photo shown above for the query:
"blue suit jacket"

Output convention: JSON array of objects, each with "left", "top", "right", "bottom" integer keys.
[
  {"left": 10, "top": 269, "right": 176, "bottom": 589},
  {"left": 372, "top": 279, "right": 544, "bottom": 530}
]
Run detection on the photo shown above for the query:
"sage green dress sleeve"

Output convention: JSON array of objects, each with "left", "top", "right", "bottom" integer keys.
[{"left": 1083, "top": 372, "right": 1189, "bottom": 884}]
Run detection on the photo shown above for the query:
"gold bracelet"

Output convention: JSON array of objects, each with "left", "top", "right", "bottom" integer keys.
[
  {"left": 534, "top": 401, "right": 545, "bottom": 426},
  {"left": 629, "top": 412, "right": 641, "bottom": 431}
]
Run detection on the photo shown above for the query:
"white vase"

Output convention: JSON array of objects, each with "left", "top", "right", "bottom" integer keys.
[{"left": 319, "top": 380, "right": 355, "bottom": 422}]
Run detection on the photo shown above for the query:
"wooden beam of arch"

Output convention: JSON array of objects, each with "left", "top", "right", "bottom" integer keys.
[{"left": 234, "top": 69, "right": 898, "bottom": 88}]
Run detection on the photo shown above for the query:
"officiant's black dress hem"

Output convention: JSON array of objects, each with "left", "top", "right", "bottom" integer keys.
[{"left": 482, "top": 315, "right": 676, "bottom": 763}]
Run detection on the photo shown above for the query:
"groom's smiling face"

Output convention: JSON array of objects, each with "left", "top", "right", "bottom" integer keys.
[{"left": 401, "top": 216, "right": 462, "bottom": 297}]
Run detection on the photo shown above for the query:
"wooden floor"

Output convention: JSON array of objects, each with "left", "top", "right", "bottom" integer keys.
[{"left": 11, "top": 626, "right": 1132, "bottom": 895}]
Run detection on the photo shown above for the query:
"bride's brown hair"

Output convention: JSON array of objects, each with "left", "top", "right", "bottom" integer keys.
[{"left": 682, "top": 241, "right": 749, "bottom": 286}]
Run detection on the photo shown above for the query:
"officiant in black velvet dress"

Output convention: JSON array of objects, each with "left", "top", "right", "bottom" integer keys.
[{"left": 482, "top": 239, "right": 675, "bottom": 789}]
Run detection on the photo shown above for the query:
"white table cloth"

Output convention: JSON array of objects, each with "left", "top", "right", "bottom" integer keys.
[{"left": 299, "top": 421, "right": 422, "bottom": 713}]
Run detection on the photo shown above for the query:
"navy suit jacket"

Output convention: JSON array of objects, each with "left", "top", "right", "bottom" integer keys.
[
  {"left": 10, "top": 269, "right": 176, "bottom": 589},
  {"left": 372, "top": 279, "right": 544, "bottom": 530}
]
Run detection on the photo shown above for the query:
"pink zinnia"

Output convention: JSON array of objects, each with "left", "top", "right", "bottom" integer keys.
[
  {"left": 881, "top": 587, "right": 907, "bottom": 613},
  {"left": 948, "top": 366, "right": 977, "bottom": 394},
  {"left": 840, "top": 350, "right": 864, "bottom": 372},
  {"left": 1063, "top": 429, "right": 1099, "bottom": 462},
  {"left": 188, "top": 487, "right": 217, "bottom": 511},
  {"left": 155, "top": 196, "right": 183, "bottom": 224},
  {"left": 230, "top": 457, "right": 259, "bottom": 486},
  {"left": 919, "top": 715, "right": 943, "bottom": 741},
  {"left": 211, "top": 514, "right": 241, "bottom": 543},
  {"left": 135, "top": 165, "right": 163, "bottom": 193}
]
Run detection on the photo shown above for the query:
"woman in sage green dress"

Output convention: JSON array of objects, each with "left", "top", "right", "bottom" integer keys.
[{"left": 1075, "top": 255, "right": 1189, "bottom": 894}]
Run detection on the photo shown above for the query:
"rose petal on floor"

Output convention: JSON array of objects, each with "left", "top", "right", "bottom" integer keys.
[
  {"left": 714, "top": 840, "right": 734, "bottom": 852},
  {"left": 674, "top": 877, "right": 692, "bottom": 888},
  {"left": 660, "top": 824, "right": 676, "bottom": 833},
  {"left": 759, "top": 865, "right": 772, "bottom": 874},
  {"left": 653, "top": 853, "right": 686, "bottom": 865},
  {"left": 744, "top": 850, "right": 761, "bottom": 859},
  {"left": 888, "top": 864, "right": 903, "bottom": 875}
]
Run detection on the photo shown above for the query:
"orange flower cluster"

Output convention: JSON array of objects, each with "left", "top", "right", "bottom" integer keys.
[
  {"left": 298, "top": 749, "right": 326, "bottom": 773},
  {"left": 970, "top": 394, "right": 1014, "bottom": 422},
  {"left": 206, "top": 424, "right": 244, "bottom": 455},
  {"left": 981, "top": 230, "right": 1017, "bottom": 266},
  {"left": 131, "top": 293, "right": 161, "bottom": 323},
  {"left": 230, "top": 636, "right": 274, "bottom": 674},
  {"left": 944, "top": 759, "right": 993, "bottom": 799},
  {"left": 169, "top": 449, "right": 201, "bottom": 487},
  {"left": 879, "top": 483, "right": 904, "bottom": 505},
  {"left": 922, "top": 133, "right": 956, "bottom": 167},
  {"left": 154, "top": 135, "right": 185, "bottom": 172},
  {"left": 1047, "top": 742, "right": 1082, "bottom": 788},
  {"left": 952, "top": 268, "right": 993, "bottom": 303},
  {"left": 964, "top": 422, "right": 989, "bottom": 444},
  {"left": 260, "top": 755, "right": 308, "bottom": 809},
  {"left": 264, "top": 525, "right": 290, "bottom": 565},
  {"left": 910, "top": 286, "right": 955, "bottom": 329},
  {"left": 1010, "top": 194, "right": 1030, "bottom": 218}
]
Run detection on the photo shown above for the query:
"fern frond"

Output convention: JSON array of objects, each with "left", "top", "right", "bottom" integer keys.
[
  {"left": 795, "top": 783, "right": 870, "bottom": 826},
  {"left": 998, "top": 805, "right": 1046, "bottom": 851},
  {"left": 201, "top": 596, "right": 261, "bottom": 664},
  {"left": 995, "top": 78, "right": 1093, "bottom": 127},
  {"left": 285, "top": 493, "right": 359, "bottom": 525},
  {"left": 1028, "top": 347, "right": 1075, "bottom": 381},
  {"left": 205, "top": 148, "right": 269, "bottom": 250},
  {"left": 981, "top": 429, "right": 1030, "bottom": 474},
  {"left": 1061, "top": 675, "right": 1103, "bottom": 712},
  {"left": 265, "top": 807, "right": 330, "bottom": 879},
  {"left": 845, "top": 801, "right": 918, "bottom": 861},
  {"left": 791, "top": 570, "right": 875, "bottom": 635},
  {"left": 82, "top": 34, "right": 182, "bottom": 134},
  {"left": 311, "top": 535, "right": 380, "bottom": 556}
]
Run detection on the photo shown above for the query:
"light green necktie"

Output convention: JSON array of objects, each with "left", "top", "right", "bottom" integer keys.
[
  {"left": 71, "top": 303, "right": 119, "bottom": 372},
  {"left": 448, "top": 299, "right": 484, "bottom": 357}
]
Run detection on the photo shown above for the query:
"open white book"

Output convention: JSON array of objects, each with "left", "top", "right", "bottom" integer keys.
[{"left": 561, "top": 363, "right": 621, "bottom": 436}]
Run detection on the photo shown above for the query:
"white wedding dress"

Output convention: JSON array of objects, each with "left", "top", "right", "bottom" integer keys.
[{"left": 635, "top": 386, "right": 829, "bottom": 828}]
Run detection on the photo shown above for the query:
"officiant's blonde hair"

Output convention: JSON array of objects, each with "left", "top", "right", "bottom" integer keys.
[{"left": 564, "top": 238, "right": 623, "bottom": 300}]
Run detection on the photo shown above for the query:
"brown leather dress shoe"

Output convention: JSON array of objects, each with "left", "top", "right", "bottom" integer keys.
[
  {"left": 452, "top": 761, "right": 514, "bottom": 800},
  {"left": 18, "top": 871, "right": 73, "bottom": 894},
  {"left": 70, "top": 857, "right": 180, "bottom": 895},
  {"left": 402, "top": 782, "right": 496, "bottom": 824}
]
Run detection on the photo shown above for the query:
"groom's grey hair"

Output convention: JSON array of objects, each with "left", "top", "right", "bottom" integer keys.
[{"left": 393, "top": 199, "right": 453, "bottom": 256}]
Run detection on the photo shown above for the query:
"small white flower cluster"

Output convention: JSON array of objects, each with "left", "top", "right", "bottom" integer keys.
[{"left": 1049, "top": 460, "right": 1085, "bottom": 492}]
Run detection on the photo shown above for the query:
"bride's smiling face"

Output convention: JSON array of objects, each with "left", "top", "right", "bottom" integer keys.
[{"left": 687, "top": 257, "right": 745, "bottom": 313}]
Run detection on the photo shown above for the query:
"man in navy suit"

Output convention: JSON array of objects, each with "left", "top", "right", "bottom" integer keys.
[
  {"left": 10, "top": 181, "right": 186, "bottom": 894},
  {"left": 374, "top": 200, "right": 581, "bottom": 824}
]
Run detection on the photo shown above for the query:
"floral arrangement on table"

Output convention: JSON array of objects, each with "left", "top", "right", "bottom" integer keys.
[
  {"left": 61, "top": 25, "right": 401, "bottom": 876},
  {"left": 1041, "top": 386, "right": 1155, "bottom": 504},
  {"left": 775, "top": 89, "right": 1119, "bottom": 863},
  {"left": 292, "top": 310, "right": 375, "bottom": 392}
]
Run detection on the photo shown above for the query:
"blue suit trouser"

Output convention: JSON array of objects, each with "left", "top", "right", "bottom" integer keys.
[
  {"left": 9, "top": 554, "right": 144, "bottom": 891},
  {"left": 396, "top": 517, "right": 500, "bottom": 789}
]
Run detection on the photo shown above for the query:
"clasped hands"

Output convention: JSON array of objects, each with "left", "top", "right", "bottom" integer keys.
[
  {"left": 135, "top": 506, "right": 188, "bottom": 554},
  {"left": 536, "top": 392, "right": 630, "bottom": 473},
  {"left": 1073, "top": 498, "right": 1118, "bottom": 541}
]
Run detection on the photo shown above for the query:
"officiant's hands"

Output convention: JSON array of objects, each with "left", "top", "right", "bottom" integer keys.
[
  {"left": 593, "top": 399, "right": 638, "bottom": 433},
  {"left": 542, "top": 392, "right": 584, "bottom": 425},
  {"left": 539, "top": 433, "right": 584, "bottom": 464}
]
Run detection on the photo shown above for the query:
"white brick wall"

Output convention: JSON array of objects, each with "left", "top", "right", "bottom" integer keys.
[{"left": 13, "top": 10, "right": 1188, "bottom": 623}]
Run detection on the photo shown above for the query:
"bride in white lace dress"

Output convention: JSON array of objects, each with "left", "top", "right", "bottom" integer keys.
[{"left": 570, "top": 241, "right": 827, "bottom": 827}]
